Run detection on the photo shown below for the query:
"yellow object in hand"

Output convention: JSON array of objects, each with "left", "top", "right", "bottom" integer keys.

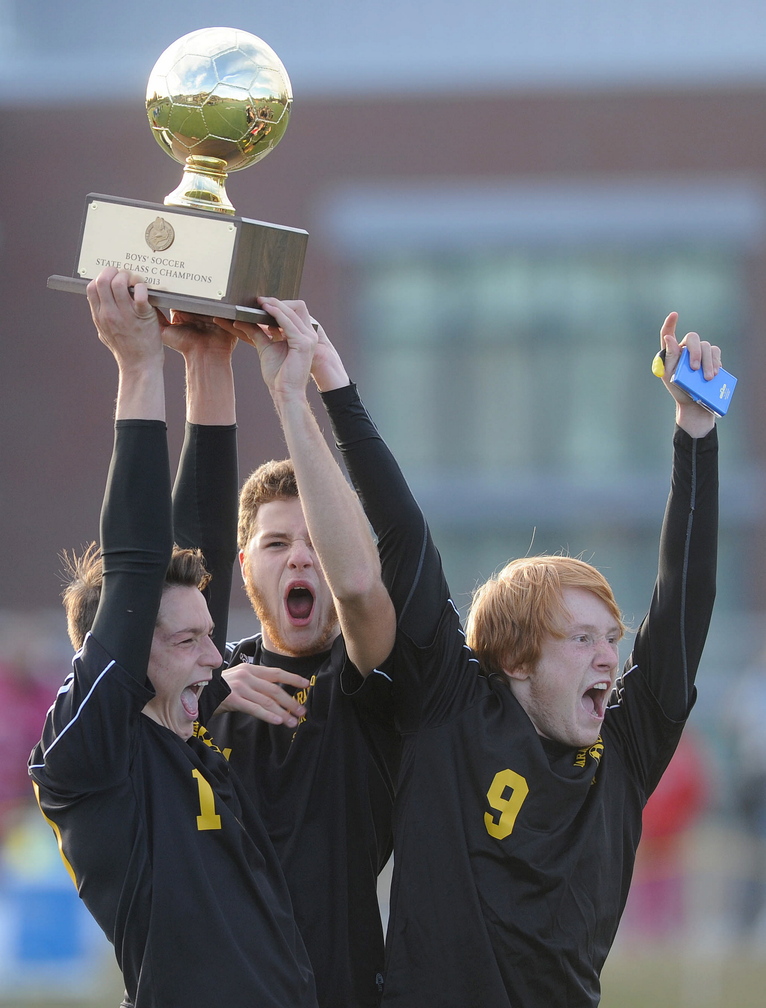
[{"left": 651, "top": 349, "right": 667, "bottom": 377}]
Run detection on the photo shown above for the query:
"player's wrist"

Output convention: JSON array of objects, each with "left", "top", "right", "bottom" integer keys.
[
  {"left": 675, "top": 401, "right": 716, "bottom": 438},
  {"left": 312, "top": 366, "right": 350, "bottom": 393}
]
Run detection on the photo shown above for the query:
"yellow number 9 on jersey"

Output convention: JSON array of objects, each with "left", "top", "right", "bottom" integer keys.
[{"left": 484, "top": 768, "right": 529, "bottom": 840}]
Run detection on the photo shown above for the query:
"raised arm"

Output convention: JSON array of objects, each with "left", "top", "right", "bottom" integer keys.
[
  {"left": 88, "top": 269, "right": 172, "bottom": 679},
  {"left": 241, "top": 297, "right": 395, "bottom": 677},
  {"left": 629, "top": 315, "right": 720, "bottom": 721},
  {"left": 165, "top": 314, "right": 240, "bottom": 672}
]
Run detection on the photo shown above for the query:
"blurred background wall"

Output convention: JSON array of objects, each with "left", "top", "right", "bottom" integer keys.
[{"left": 2, "top": 1, "right": 766, "bottom": 1004}]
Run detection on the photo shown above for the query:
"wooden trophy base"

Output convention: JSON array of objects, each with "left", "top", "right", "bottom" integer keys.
[
  {"left": 49, "top": 193, "right": 309, "bottom": 325},
  {"left": 47, "top": 275, "right": 282, "bottom": 325}
]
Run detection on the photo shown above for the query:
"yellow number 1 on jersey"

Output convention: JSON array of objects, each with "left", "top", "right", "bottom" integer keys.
[
  {"left": 192, "top": 769, "right": 222, "bottom": 831},
  {"left": 485, "top": 768, "right": 529, "bottom": 840}
]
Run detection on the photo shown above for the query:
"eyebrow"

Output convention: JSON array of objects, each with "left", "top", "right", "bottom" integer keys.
[
  {"left": 569, "top": 623, "right": 622, "bottom": 635},
  {"left": 167, "top": 622, "right": 215, "bottom": 638},
  {"left": 258, "top": 529, "right": 312, "bottom": 544}
]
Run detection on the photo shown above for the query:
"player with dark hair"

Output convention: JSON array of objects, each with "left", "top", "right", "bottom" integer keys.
[
  {"left": 61, "top": 542, "right": 212, "bottom": 651},
  {"left": 29, "top": 269, "right": 317, "bottom": 1008},
  {"left": 307, "top": 310, "right": 721, "bottom": 1007},
  {"left": 183, "top": 299, "right": 398, "bottom": 1008}
]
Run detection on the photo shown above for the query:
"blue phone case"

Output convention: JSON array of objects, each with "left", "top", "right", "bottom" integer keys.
[{"left": 670, "top": 347, "right": 737, "bottom": 417}]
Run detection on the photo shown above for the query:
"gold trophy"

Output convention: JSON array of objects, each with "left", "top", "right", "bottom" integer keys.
[{"left": 48, "top": 27, "right": 308, "bottom": 324}]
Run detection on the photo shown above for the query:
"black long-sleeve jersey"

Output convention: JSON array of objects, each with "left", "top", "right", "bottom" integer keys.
[
  {"left": 322, "top": 383, "right": 718, "bottom": 1008},
  {"left": 29, "top": 421, "right": 316, "bottom": 1008},
  {"left": 173, "top": 426, "right": 400, "bottom": 1008},
  {"left": 207, "top": 637, "right": 399, "bottom": 1008}
]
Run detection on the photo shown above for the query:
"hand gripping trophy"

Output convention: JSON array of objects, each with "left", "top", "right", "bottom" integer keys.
[{"left": 48, "top": 27, "right": 308, "bottom": 324}]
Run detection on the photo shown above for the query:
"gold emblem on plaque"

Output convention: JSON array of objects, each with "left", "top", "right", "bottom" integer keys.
[{"left": 145, "top": 217, "right": 176, "bottom": 252}]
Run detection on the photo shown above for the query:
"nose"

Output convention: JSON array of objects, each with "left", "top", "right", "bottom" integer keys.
[
  {"left": 594, "top": 638, "right": 618, "bottom": 669},
  {"left": 288, "top": 538, "right": 314, "bottom": 569},
  {"left": 204, "top": 637, "right": 223, "bottom": 669}
]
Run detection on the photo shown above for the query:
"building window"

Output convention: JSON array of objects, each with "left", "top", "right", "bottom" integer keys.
[{"left": 324, "top": 179, "right": 759, "bottom": 620}]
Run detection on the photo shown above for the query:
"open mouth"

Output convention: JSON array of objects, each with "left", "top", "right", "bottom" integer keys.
[
  {"left": 285, "top": 584, "right": 315, "bottom": 624},
  {"left": 582, "top": 682, "right": 610, "bottom": 721},
  {"left": 181, "top": 681, "right": 207, "bottom": 719}
]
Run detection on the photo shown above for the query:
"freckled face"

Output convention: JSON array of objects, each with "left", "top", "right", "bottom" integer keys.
[
  {"left": 240, "top": 498, "right": 339, "bottom": 657},
  {"left": 505, "top": 587, "right": 621, "bottom": 749},
  {"left": 143, "top": 585, "right": 222, "bottom": 740}
]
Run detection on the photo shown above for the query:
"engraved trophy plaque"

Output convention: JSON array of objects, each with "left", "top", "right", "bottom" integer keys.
[{"left": 48, "top": 27, "right": 308, "bottom": 324}]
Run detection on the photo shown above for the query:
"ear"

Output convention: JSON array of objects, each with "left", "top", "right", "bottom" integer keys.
[
  {"left": 502, "top": 664, "right": 530, "bottom": 682},
  {"left": 238, "top": 550, "right": 247, "bottom": 578}
]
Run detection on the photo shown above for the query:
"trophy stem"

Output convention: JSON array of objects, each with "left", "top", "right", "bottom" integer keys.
[{"left": 164, "top": 156, "right": 236, "bottom": 215}]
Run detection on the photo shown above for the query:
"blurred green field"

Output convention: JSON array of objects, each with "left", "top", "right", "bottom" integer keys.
[
  {"left": 0, "top": 954, "right": 121, "bottom": 1008},
  {"left": 4, "top": 822, "right": 765, "bottom": 1008},
  {"left": 602, "top": 950, "right": 766, "bottom": 1008},
  {"left": 3, "top": 949, "right": 766, "bottom": 1008}
]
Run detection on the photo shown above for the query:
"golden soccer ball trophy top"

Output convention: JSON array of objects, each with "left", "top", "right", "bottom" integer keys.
[{"left": 146, "top": 27, "right": 293, "bottom": 215}]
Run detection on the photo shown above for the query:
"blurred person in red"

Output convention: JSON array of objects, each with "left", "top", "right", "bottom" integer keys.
[
  {"left": 0, "top": 619, "right": 63, "bottom": 839},
  {"left": 622, "top": 729, "right": 709, "bottom": 938}
]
